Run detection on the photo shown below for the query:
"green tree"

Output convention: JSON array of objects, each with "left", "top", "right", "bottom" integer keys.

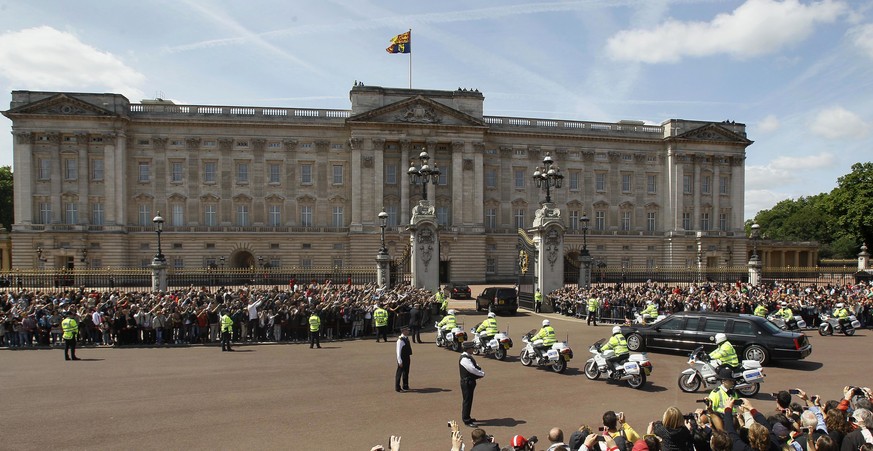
[
  {"left": 826, "top": 162, "right": 873, "bottom": 252},
  {"left": 750, "top": 194, "right": 833, "bottom": 243},
  {"left": 0, "top": 166, "right": 12, "bottom": 232}
]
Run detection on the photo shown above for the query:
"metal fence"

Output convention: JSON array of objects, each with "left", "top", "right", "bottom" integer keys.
[{"left": 562, "top": 265, "right": 859, "bottom": 288}]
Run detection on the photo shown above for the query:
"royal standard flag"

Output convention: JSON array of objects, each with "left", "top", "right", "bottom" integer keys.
[{"left": 386, "top": 30, "right": 411, "bottom": 54}]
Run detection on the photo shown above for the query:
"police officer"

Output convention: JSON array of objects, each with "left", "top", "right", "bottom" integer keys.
[
  {"left": 309, "top": 310, "right": 322, "bottom": 349},
  {"left": 459, "top": 341, "right": 485, "bottom": 427},
  {"left": 587, "top": 296, "right": 599, "bottom": 326},
  {"left": 61, "top": 311, "right": 80, "bottom": 361},
  {"left": 220, "top": 309, "right": 234, "bottom": 351},
  {"left": 373, "top": 304, "right": 389, "bottom": 342},
  {"left": 534, "top": 289, "right": 543, "bottom": 313},
  {"left": 640, "top": 301, "right": 658, "bottom": 324},
  {"left": 601, "top": 325, "right": 629, "bottom": 377},
  {"left": 436, "top": 289, "right": 448, "bottom": 317},
  {"left": 709, "top": 333, "right": 739, "bottom": 373},
  {"left": 437, "top": 309, "right": 457, "bottom": 346},
  {"left": 753, "top": 302, "right": 768, "bottom": 318},
  {"left": 395, "top": 325, "right": 412, "bottom": 392},
  {"left": 476, "top": 312, "right": 498, "bottom": 342},
  {"left": 833, "top": 302, "right": 850, "bottom": 329},
  {"left": 707, "top": 367, "right": 739, "bottom": 415},
  {"left": 530, "top": 319, "right": 556, "bottom": 362},
  {"left": 776, "top": 302, "right": 793, "bottom": 320}
]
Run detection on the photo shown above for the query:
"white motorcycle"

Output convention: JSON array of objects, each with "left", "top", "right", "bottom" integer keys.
[
  {"left": 583, "top": 338, "right": 652, "bottom": 389},
  {"left": 519, "top": 329, "right": 573, "bottom": 373},
  {"left": 634, "top": 312, "right": 666, "bottom": 325},
  {"left": 818, "top": 313, "right": 860, "bottom": 336},
  {"left": 470, "top": 325, "right": 513, "bottom": 361},
  {"left": 435, "top": 321, "right": 467, "bottom": 352},
  {"left": 677, "top": 346, "right": 764, "bottom": 396},
  {"left": 767, "top": 314, "right": 806, "bottom": 331}
]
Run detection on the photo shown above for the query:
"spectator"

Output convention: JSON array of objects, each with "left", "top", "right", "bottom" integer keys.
[
  {"left": 470, "top": 428, "right": 500, "bottom": 451},
  {"left": 650, "top": 406, "right": 693, "bottom": 451},
  {"left": 603, "top": 411, "right": 639, "bottom": 451},
  {"left": 840, "top": 409, "right": 872, "bottom": 451},
  {"left": 544, "top": 427, "right": 570, "bottom": 451}
]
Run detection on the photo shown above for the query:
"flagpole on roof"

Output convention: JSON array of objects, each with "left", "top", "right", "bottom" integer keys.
[{"left": 408, "top": 29, "right": 412, "bottom": 89}]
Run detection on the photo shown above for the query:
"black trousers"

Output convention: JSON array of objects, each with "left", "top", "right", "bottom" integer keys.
[
  {"left": 221, "top": 331, "right": 232, "bottom": 351},
  {"left": 64, "top": 337, "right": 77, "bottom": 359},
  {"left": 395, "top": 358, "right": 410, "bottom": 390},
  {"left": 376, "top": 326, "right": 388, "bottom": 342},
  {"left": 461, "top": 378, "right": 477, "bottom": 422},
  {"left": 410, "top": 326, "right": 421, "bottom": 343},
  {"left": 309, "top": 330, "right": 321, "bottom": 348},
  {"left": 587, "top": 311, "right": 597, "bottom": 326}
]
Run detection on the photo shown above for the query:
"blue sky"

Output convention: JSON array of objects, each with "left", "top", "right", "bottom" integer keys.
[{"left": 1, "top": 0, "right": 871, "bottom": 220}]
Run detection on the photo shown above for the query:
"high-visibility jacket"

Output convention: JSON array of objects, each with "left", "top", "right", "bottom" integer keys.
[
  {"left": 220, "top": 314, "right": 233, "bottom": 333},
  {"left": 438, "top": 314, "right": 456, "bottom": 330},
  {"left": 709, "top": 340, "right": 739, "bottom": 367},
  {"left": 777, "top": 307, "right": 793, "bottom": 320},
  {"left": 61, "top": 317, "right": 78, "bottom": 340},
  {"left": 477, "top": 317, "right": 498, "bottom": 336},
  {"left": 642, "top": 304, "right": 658, "bottom": 317},
  {"left": 309, "top": 314, "right": 321, "bottom": 332},
  {"left": 588, "top": 298, "right": 598, "bottom": 312},
  {"left": 834, "top": 308, "right": 849, "bottom": 319},
  {"left": 708, "top": 384, "right": 739, "bottom": 414},
  {"left": 602, "top": 332, "right": 628, "bottom": 356},
  {"left": 754, "top": 305, "right": 768, "bottom": 317},
  {"left": 534, "top": 291, "right": 543, "bottom": 304},
  {"left": 532, "top": 325, "right": 556, "bottom": 346},
  {"left": 373, "top": 308, "right": 389, "bottom": 327}
]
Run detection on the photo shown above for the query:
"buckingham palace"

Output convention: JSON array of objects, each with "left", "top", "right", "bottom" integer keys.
[{"left": 3, "top": 84, "right": 762, "bottom": 283}]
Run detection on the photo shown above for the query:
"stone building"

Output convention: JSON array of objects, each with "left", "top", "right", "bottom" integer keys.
[{"left": 4, "top": 85, "right": 753, "bottom": 282}]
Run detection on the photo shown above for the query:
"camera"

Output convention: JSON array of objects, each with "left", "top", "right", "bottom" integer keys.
[
  {"left": 734, "top": 399, "right": 744, "bottom": 406},
  {"left": 598, "top": 426, "right": 607, "bottom": 432},
  {"left": 789, "top": 389, "right": 801, "bottom": 395},
  {"left": 683, "top": 413, "right": 697, "bottom": 420}
]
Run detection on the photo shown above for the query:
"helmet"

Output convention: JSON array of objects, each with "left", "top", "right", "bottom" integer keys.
[
  {"left": 715, "top": 333, "right": 727, "bottom": 344},
  {"left": 612, "top": 326, "right": 621, "bottom": 335},
  {"left": 836, "top": 303, "right": 844, "bottom": 308},
  {"left": 487, "top": 312, "right": 496, "bottom": 318},
  {"left": 510, "top": 435, "right": 528, "bottom": 448},
  {"left": 716, "top": 366, "right": 734, "bottom": 381},
  {"left": 647, "top": 300, "right": 653, "bottom": 305},
  {"left": 542, "top": 319, "right": 550, "bottom": 326},
  {"left": 448, "top": 309, "right": 456, "bottom": 315}
]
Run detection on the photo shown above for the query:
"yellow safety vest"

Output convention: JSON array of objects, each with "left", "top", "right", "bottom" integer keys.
[
  {"left": 61, "top": 317, "right": 78, "bottom": 340},
  {"left": 602, "top": 333, "right": 628, "bottom": 356},
  {"left": 754, "top": 305, "right": 768, "bottom": 317},
  {"left": 709, "top": 340, "right": 739, "bottom": 367},
  {"left": 708, "top": 385, "right": 738, "bottom": 414},
  {"left": 373, "top": 308, "right": 388, "bottom": 327},
  {"left": 533, "top": 325, "right": 556, "bottom": 346},
  {"left": 220, "top": 314, "right": 233, "bottom": 333},
  {"left": 588, "top": 298, "right": 598, "bottom": 312},
  {"left": 834, "top": 308, "right": 849, "bottom": 319},
  {"left": 438, "top": 314, "right": 456, "bottom": 330},
  {"left": 309, "top": 314, "right": 321, "bottom": 332},
  {"left": 477, "top": 317, "right": 498, "bottom": 336}
]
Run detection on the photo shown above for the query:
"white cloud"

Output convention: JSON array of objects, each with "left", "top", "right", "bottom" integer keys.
[
  {"left": 850, "top": 23, "right": 873, "bottom": 59},
  {"left": 745, "top": 164, "right": 797, "bottom": 190},
  {"left": 606, "top": 0, "right": 847, "bottom": 63},
  {"left": 745, "top": 189, "right": 791, "bottom": 219},
  {"left": 770, "top": 153, "right": 836, "bottom": 170},
  {"left": 810, "top": 106, "right": 870, "bottom": 139},
  {"left": 0, "top": 26, "right": 145, "bottom": 100},
  {"left": 756, "top": 114, "right": 780, "bottom": 133}
]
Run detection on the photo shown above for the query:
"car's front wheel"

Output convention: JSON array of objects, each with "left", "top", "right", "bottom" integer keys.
[
  {"left": 626, "top": 333, "right": 643, "bottom": 351},
  {"left": 743, "top": 344, "right": 769, "bottom": 365}
]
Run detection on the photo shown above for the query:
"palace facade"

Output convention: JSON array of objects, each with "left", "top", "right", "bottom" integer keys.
[{"left": 4, "top": 85, "right": 767, "bottom": 282}]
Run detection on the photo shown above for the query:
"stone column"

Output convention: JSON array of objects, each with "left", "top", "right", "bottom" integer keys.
[
  {"left": 451, "top": 141, "right": 463, "bottom": 227},
  {"left": 49, "top": 133, "right": 61, "bottom": 223},
  {"left": 748, "top": 255, "right": 762, "bottom": 286},
  {"left": 76, "top": 133, "right": 89, "bottom": 226},
  {"left": 350, "top": 137, "right": 363, "bottom": 230},
  {"left": 13, "top": 131, "right": 33, "bottom": 225},
  {"left": 693, "top": 154, "right": 701, "bottom": 230},
  {"left": 532, "top": 203, "right": 565, "bottom": 299},
  {"left": 186, "top": 137, "right": 202, "bottom": 225},
  {"left": 151, "top": 257, "right": 168, "bottom": 292},
  {"left": 400, "top": 140, "right": 410, "bottom": 222},
  {"left": 252, "top": 138, "right": 266, "bottom": 225},
  {"left": 858, "top": 243, "right": 869, "bottom": 271},
  {"left": 373, "top": 138, "right": 385, "bottom": 225},
  {"left": 376, "top": 251, "right": 391, "bottom": 289},
  {"left": 731, "top": 155, "right": 745, "bottom": 232},
  {"left": 408, "top": 201, "right": 439, "bottom": 292},
  {"left": 473, "top": 142, "right": 485, "bottom": 226}
]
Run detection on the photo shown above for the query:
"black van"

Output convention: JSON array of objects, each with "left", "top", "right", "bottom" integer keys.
[{"left": 476, "top": 287, "right": 518, "bottom": 315}]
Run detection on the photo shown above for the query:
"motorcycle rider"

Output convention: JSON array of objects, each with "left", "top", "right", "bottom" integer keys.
[
  {"left": 476, "top": 312, "right": 498, "bottom": 344},
  {"left": 530, "top": 319, "right": 556, "bottom": 362},
  {"left": 776, "top": 301, "right": 793, "bottom": 320},
  {"left": 833, "top": 302, "right": 850, "bottom": 330},
  {"left": 601, "top": 325, "right": 629, "bottom": 377},
  {"left": 707, "top": 367, "right": 739, "bottom": 415},
  {"left": 437, "top": 309, "right": 458, "bottom": 345},
  {"left": 436, "top": 289, "right": 448, "bottom": 316},
  {"left": 640, "top": 301, "right": 658, "bottom": 324},
  {"left": 708, "top": 333, "right": 739, "bottom": 374},
  {"left": 753, "top": 302, "right": 768, "bottom": 318}
]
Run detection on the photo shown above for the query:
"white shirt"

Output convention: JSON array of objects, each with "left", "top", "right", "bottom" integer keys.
[
  {"left": 459, "top": 352, "right": 485, "bottom": 377},
  {"left": 396, "top": 333, "right": 410, "bottom": 365},
  {"left": 247, "top": 299, "right": 263, "bottom": 320}
]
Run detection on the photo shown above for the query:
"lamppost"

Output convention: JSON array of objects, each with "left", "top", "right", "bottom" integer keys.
[
  {"left": 153, "top": 211, "right": 165, "bottom": 263},
  {"left": 408, "top": 148, "right": 441, "bottom": 201},
  {"left": 579, "top": 215, "right": 593, "bottom": 288},
  {"left": 219, "top": 256, "right": 226, "bottom": 270},
  {"left": 532, "top": 152, "right": 564, "bottom": 204},
  {"left": 376, "top": 207, "right": 391, "bottom": 288},
  {"left": 748, "top": 223, "right": 762, "bottom": 285}
]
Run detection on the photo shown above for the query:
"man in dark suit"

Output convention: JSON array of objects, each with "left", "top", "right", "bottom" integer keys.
[
  {"left": 395, "top": 325, "right": 412, "bottom": 392},
  {"left": 408, "top": 303, "right": 422, "bottom": 343},
  {"left": 460, "top": 342, "right": 485, "bottom": 427}
]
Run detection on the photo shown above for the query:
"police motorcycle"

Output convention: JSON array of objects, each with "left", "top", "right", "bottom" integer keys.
[
  {"left": 519, "top": 329, "right": 573, "bottom": 373},
  {"left": 818, "top": 313, "right": 860, "bottom": 336},
  {"left": 767, "top": 314, "right": 806, "bottom": 331},
  {"left": 470, "top": 324, "right": 513, "bottom": 361},
  {"left": 677, "top": 346, "right": 764, "bottom": 396},
  {"left": 583, "top": 337, "right": 653, "bottom": 389},
  {"left": 435, "top": 321, "right": 468, "bottom": 352},
  {"left": 634, "top": 312, "right": 666, "bottom": 325}
]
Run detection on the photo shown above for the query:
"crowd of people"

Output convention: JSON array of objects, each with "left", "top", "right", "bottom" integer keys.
[
  {"left": 0, "top": 281, "right": 441, "bottom": 348},
  {"left": 545, "top": 281, "right": 873, "bottom": 328},
  {"left": 374, "top": 385, "right": 873, "bottom": 451}
]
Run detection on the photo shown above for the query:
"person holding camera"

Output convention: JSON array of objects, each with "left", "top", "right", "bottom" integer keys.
[
  {"left": 509, "top": 434, "right": 538, "bottom": 451},
  {"left": 469, "top": 428, "right": 499, "bottom": 451},
  {"left": 602, "top": 410, "right": 640, "bottom": 451},
  {"left": 649, "top": 406, "right": 694, "bottom": 451}
]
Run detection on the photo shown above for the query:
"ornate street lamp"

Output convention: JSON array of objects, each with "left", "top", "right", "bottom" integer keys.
[
  {"left": 153, "top": 211, "right": 165, "bottom": 262},
  {"left": 378, "top": 207, "right": 389, "bottom": 254},
  {"left": 579, "top": 214, "right": 593, "bottom": 288},
  {"left": 580, "top": 215, "right": 590, "bottom": 255},
  {"left": 219, "top": 256, "right": 226, "bottom": 269},
  {"left": 749, "top": 223, "right": 761, "bottom": 262},
  {"left": 532, "top": 152, "right": 564, "bottom": 204},
  {"left": 408, "top": 148, "right": 441, "bottom": 201}
]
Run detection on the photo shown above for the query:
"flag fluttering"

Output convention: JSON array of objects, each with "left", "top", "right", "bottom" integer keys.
[{"left": 386, "top": 30, "right": 411, "bottom": 54}]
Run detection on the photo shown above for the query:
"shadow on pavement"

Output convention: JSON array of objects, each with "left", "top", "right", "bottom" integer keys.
[
  {"left": 226, "top": 349, "right": 255, "bottom": 352},
  {"left": 409, "top": 387, "right": 451, "bottom": 394},
  {"left": 72, "top": 358, "right": 105, "bottom": 361},
  {"left": 476, "top": 418, "right": 528, "bottom": 427},
  {"left": 777, "top": 360, "right": 823, "bottom": 371}
]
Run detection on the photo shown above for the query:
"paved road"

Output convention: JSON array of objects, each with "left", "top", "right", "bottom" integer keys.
[{"left": 2, "top": 298, "right": 868, "bottom": 450}]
